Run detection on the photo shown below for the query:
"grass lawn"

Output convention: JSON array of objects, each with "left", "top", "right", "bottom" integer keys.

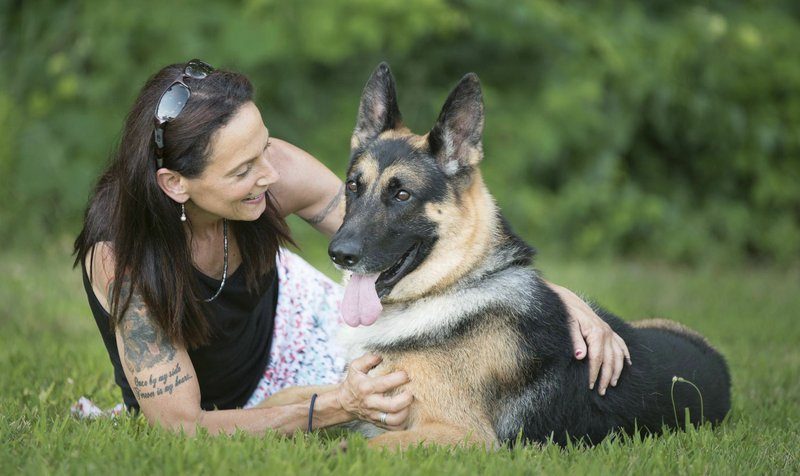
[{"left": 1, "top": 232, "right": 798, "bottom": 474}]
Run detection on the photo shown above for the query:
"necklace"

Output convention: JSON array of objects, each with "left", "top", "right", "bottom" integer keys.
[{"left": 204, "top": 218, "right": 228, "bottom": 302}]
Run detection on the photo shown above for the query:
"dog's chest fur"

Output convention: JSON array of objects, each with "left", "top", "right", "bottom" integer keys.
[
  {"left": 337, "top": 267, "right": 539, "bottom": 441},
  {"left": 337, "top": 266, "right": 537, "bottom": 355},
  {"left": 379, "top": 320, "right": 524, "bottom": 442}
]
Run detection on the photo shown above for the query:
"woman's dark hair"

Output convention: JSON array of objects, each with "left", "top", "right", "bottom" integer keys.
[{"left": 74, "top": 63, "right": 292, "bottom": 348}]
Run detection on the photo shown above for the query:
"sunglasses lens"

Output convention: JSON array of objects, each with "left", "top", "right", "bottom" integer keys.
[
  {"left": 185, "top": 60, "right": 214, "bottom": 79},
  {"left": 152, "top": 60, "right": 214, "bottom": 162},
  {"left": 156, "top": 83, "right": 191, "bottom": 121}
]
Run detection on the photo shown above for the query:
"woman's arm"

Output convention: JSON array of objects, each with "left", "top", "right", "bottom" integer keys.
[
  {"left": 267, "top": 138, "right": 344, "bottom": 237},
  {"left": 113, "top": 288, "right": 411, "bottom": 435},
  {"left": 89, "top": 244, "right": 411, "bottom": 436},
  {"left": 549, "top": 282, "right": 632, "bottom": 396}
]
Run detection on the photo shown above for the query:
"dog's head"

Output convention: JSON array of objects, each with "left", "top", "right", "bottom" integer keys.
[{"left": 330, "top": 63, "right": 497, "bottom": 327}]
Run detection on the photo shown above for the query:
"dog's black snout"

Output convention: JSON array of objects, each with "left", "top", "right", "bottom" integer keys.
[{"left": 328, "top": 241, "right": 361, "bottom": 267}]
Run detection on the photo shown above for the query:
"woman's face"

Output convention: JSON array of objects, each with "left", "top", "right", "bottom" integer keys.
[{"left": 184, "top": 101, "right": 279, "bottom": 222}]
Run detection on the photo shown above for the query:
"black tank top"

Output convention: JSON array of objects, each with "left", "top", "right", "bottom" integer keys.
[{"left": 81, "top": 261, "right": 278, "bottom": 411}]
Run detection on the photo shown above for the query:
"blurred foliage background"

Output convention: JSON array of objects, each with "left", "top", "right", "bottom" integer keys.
[{"left": 1, "top": 0, "right": 799, "bottom": 265}]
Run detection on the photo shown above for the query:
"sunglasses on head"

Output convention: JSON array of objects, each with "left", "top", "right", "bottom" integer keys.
[{"left": 153, "top": 59, "right": 215, "bottom": 168}]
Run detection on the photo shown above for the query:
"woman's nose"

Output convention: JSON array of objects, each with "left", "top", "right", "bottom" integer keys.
[{"left": 256, "top": 157, "right": 280, "bottom": 187}]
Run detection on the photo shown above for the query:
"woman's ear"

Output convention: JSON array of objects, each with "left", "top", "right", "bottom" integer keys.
[{"left": 156, "top": 168, "right": 190, "bottom": 203}]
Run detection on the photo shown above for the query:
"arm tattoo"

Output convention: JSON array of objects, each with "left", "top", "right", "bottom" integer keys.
[
  {"left": 115, "top": 276, "right": 177, "bottom": 374},
  {"left": 305, "top": 183, "right": 344, "bottom": 225},
  {"left": 131, "top": 362, "right": 193, "bottom": 401}
]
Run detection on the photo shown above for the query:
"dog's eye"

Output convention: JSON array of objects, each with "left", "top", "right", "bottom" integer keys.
[
  {"left": 346, "top": 180, "right": 358, "bottom": 193},
  {"left": 395, "top": 190, "right": 411, "bottom": 202}
]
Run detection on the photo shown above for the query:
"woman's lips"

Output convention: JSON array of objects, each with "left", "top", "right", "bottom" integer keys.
[{"left": 243, "top": 192, "right": 265, "bottom": 204}]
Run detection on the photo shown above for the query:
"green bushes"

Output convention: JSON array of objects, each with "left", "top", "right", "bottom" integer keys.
[{"left": 1, "top": 0, "right": 798, "bottom": 264}]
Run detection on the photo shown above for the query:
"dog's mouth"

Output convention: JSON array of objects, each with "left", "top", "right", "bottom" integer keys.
[
  {"left": 375, "top": 241, "right": 422, "bottom": 298},
  {"left": 339, "top": 241, "right": 424, "bottom": 328}
]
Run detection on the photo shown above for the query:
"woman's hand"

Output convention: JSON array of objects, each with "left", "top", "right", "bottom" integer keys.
[
  {"left": 549, "top": 282, "right": 632, "bottom": 396},
  {"left": 337, "top": 354, "right": 414, "bottom": 430}
]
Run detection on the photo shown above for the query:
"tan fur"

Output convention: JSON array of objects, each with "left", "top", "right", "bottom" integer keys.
[
  {"left": 378, "top": 128, "right": 413, "bottom": 141},
  {"left": 379, "top": 163, "right": 428, "bottom": 191},
  {"left": 360, "top": 133, "right": 429, "bottom": 192},
  {"left": 407, "top": 133, "right": 430, "bottom": 150},
  {"left": 352, "top": 154, "right": 380, "bottom": 186},
  {"left": 388, "top": 169, "right": 498, "bottom": 301},
  {"left": 368, "top": 320, "right": 521, "bottom": 448},
  {"left": 464, "top": 148, "right": 482, "bottom": 167},
  {"left": 255, "top": 319, "right": 521, "bottom": 450},
  {"left": 633, "top": 318, "right": 713, "bottom": 348},
  {"left": 351, "top": 127, "right": 414, "bottom": 149}
]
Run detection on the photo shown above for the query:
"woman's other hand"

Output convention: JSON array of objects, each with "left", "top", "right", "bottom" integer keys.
[
  {"left": 337, "top": 354, "right": 414, "bottom": 430},
  {"left": 549, "top": 282, "right": 632, "bottom": 396}
]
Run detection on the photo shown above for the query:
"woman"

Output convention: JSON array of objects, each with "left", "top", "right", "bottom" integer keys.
[{"left": 74, "top": 60, "right": 630, "bottom": 436}]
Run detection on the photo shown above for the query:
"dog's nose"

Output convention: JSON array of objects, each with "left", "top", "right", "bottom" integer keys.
[{"left": 328, "top": 241, "right": 361, "bottom": 267}]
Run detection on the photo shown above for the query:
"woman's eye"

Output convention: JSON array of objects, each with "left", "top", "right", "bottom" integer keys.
[
  {"left": 237, "top": 163, "right": 253, "bottom": 177},
  {"left": 346, "top": 180, "right": 358, "bottom": 192},
  {"left": 395, "top": 190, "right": 411, "bottom": 202}
]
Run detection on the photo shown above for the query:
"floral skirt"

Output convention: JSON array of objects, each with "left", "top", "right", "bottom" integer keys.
[{"left": 244, "top": 249, "right": 346, "bottom": 407}]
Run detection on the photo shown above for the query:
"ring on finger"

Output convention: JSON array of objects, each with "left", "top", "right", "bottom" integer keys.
[{"left": 379, "top": 412, "right": 388, "bottom": 425}]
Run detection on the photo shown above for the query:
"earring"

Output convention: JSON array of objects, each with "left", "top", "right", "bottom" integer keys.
[{"left": 180, "top": 203, "right": 187, "bottom": 222}]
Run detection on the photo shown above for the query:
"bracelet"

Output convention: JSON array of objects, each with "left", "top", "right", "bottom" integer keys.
[{"left": 307, "top": 393, "right": 318, "bottom": 433}]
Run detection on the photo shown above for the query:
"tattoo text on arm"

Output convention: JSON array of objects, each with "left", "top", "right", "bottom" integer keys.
[
  {"left": 131, "top": 361, "right": 194, "bottom": 401},
  {"left": 305, "top": 183, "right": 344, "bottom": 225}
]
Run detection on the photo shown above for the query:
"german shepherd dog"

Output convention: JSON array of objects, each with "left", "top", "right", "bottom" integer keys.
[{"left": 270, "top": 63, "right": 731, "bottom": 449}]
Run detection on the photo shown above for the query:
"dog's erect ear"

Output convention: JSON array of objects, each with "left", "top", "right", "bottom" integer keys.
[
  {"left": 351, "top": 62, "right": 403, "bottom": 150},
  {"left": 428, "top": 73, "right": 484, "bottom": 176}
]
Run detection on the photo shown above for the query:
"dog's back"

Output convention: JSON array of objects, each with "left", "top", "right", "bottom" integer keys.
[
  {"left": 495, "top": 284, "right": 732, "bottom": 445},
  {"left": 628, "top": 319, "right": 731, "bottom": 426}
]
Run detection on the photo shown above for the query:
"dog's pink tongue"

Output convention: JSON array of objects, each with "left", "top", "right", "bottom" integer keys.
[{"left": 341, "top": 273, "right": 383, "bottom": 327}]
